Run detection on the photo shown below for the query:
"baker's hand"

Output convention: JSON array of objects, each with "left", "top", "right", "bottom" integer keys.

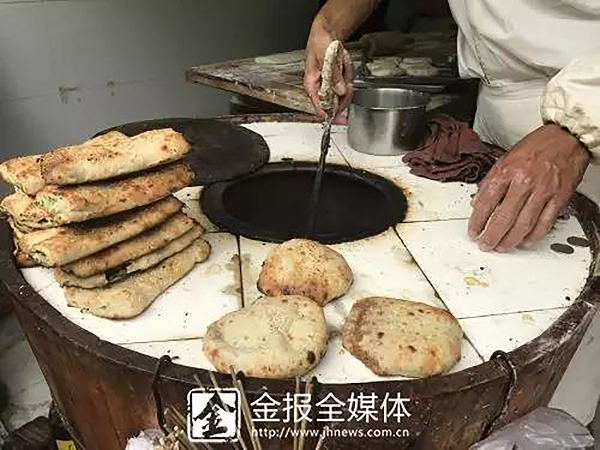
[
  {"left": 304, "top": 19, "right": 354, "bottom": 124},
  {"left": 469, "top": 124, "right": 590, "bottom": 252}
]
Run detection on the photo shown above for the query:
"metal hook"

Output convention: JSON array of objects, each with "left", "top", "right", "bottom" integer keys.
[
  {"left": 481, "top": 350, "right": 518, "bottom": 438},
  {"left": 151, "top": 355, "right": 173, "bottom": 435}
]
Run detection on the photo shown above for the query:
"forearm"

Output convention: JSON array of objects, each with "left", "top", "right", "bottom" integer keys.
[{"left": 313, "top": 0, "right": 379, "bottom": 41}]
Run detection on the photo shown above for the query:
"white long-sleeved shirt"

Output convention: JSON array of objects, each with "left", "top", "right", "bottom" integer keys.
[{"left": 448, "top": 0, "right": 600, "bottom": 159}]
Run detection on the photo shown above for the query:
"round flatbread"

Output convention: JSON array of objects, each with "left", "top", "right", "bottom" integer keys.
[
  {"left": 203, "top": 295, "right": 328, "bottom": 379},
  {"left": 401, "top": 57, "right": 433, "bottom": 66},
  {"left": 342, "top": 297, "right": 463, "bottom": 378},
  {"left": 366, "top": 56, "right": 405, "bottom": 77},
  {"left": 257, "top": 239, "right": 353, "bottom": 307},
  {"left": 399, "top": 58, "right": 439, "bottom": 77}
]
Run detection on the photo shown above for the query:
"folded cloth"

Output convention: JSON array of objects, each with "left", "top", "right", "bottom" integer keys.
[{"left": 402, "top": 114, "right": 504, "bottom": 183}]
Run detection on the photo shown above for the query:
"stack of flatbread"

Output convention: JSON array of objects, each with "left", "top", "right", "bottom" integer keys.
[{"left": 0, "top": 129, "right": 211, "bottom": 319}]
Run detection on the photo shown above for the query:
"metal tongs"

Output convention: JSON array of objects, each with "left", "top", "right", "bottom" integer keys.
[{"left": 307, "top": 41, "right": 343, "bottom": 235}]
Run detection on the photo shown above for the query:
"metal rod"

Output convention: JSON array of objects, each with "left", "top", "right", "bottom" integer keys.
[{"left": 306, "top": 117, "right": 333, "bottom": 235}]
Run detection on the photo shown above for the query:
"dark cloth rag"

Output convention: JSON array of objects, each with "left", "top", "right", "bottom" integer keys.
[{"left": 403, "top": 114, "right": 504, "bottom": 183}]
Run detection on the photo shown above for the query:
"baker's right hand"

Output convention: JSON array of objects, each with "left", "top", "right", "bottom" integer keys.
[{"left": 304, "top": 20, "right": 354, "bottom": 124}]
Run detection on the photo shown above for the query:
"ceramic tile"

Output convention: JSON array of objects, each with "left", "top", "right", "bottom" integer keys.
[
  {"left": 123, "top": 338, "right": 213, "bottom": 371},
  {"left": 372, "top": 166, "right": 477, "bottom": 222},
  {"left": 36, "top": 233, "right": 242, "bottom": 344},
  {"left": 396, "top": 216, "right": 592, "bottom": 318},
  {"left": 175, "top": 187, "right": 220, "bottom": 233},
  {"left": 326, "top": 229, "right": 446, "bottom": 332},
  {"left": 240, "top": 229, "right": 445, "bottom": 332},
  {"left": 182, "top": 201, "right": 220, "bottom": 234},
  {"left": 175, "top": 187, "right": 203, "bottom": 202},
  {"left": 330, "top": 131, "right": 477, "bottom": 223},
  {"left": 304, "top": 335, "right": 483, "bottom": 384},
  {"left": 241, "top": 122, "right": 347, "bottom": 165},
  {"left": 304, "top": 140, "right": 477, "bottom": 222},
  {"left": 331, "top": 126, "right": 406, "bottom": 170},
  {"left": 19, "top": 268, "right": 55, "bottom": 294},
  {"left": 0, "top": 333, "right": 51, "bottom": 431},
  {"left": 239, "top": 238, "right": 275, "bottom": 305},
  {"left": 460, "top": 308, "right": 567, "bottom": 360},
  {"left": 0, "top": 3, "right": 57, "bottom": 102}
]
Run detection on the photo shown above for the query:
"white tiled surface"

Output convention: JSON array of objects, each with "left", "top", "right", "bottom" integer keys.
[
  {"left": 331, "top": 127, "right": 403, "bottom": 170},
  {"left": 239, "top": 237, "right": 274, "bottom": 304},
  {"left": 20, "top": 267, "right": 55, "bottom": 294},
  {"left": 372, "top": 166, "right": 477, "bottom": 222},
  {"left": 123, "top": 338, "right": 213, "bottom": 371},
  {"left": 326, "top": 229, "right": 446, "bottom": 331},
  {"left": 396, "top": 217, "right": 592, "bottom": 318},
  {"left": 305, "top": 336, "right": 484, "bottom": 384},
  {"left": 175, "top": 187, "right": 202, "bottom": 202},
  {"left": 331, "top": 127, "right": 477, "bottom": 222},
  {"left": 242, "top": 122, "right": 347, "bottom": 165},
  {"left": 175, "top": 187, "right": 220, "bottom": 233},
  {"left": 31, "top": 233, "right": 242, "bottom": 344},
  {"left": 459, "top": 308, "right": 567, "bottom": 360},
  {"left": 240, "top": 230, "right": 446, "bottom": 333}
]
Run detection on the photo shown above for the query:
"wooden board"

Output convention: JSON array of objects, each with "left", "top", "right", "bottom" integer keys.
[{"left": 186, "top": 31, "right": 460, "bottom": 114}]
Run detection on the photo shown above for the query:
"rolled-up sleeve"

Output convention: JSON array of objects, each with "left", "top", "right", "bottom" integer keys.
[{"left": 541, "top": 53, "right": 600, "bottom": 162}]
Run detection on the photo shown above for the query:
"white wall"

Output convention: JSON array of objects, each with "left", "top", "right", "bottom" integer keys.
[{"left": 0, "top": 0, "right": 318, "bottom": 164}]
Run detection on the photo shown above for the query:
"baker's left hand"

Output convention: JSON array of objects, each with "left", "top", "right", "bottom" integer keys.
[{"left": 468, "top": 124, "right": 590, "bottom": 252}]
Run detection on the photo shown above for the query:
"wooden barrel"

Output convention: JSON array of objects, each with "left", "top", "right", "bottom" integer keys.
[{"left": 1, "top": 114, "right": 599, "bottom": 450}]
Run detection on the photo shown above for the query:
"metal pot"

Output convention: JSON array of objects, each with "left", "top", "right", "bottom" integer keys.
[{"left": 347, "top": 87, "right": 430, "bottom": 155}]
